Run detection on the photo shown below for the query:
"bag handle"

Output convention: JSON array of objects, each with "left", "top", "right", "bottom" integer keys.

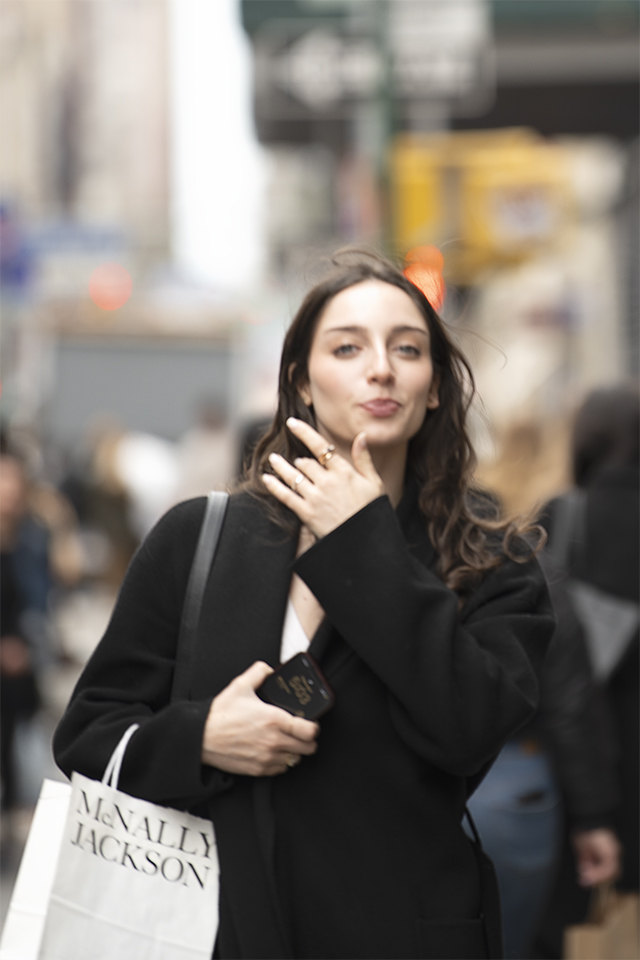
[
  {"left": 588, "top": 881, "right": 616, "bottom": 924},
  {"left": 102, "top": 723, "right": 140, "bottom": 788},
  {"left": 545, "top": 488, "right": 587, "bottom": 572},
  {"left": 171, "top": 490, "right": 229, "bottom": 702}
]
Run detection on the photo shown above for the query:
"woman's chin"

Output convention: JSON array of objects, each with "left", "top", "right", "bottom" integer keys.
[
  {"left": 320, "top": 419, "right": 412, "bottom": 455},
  {"left": 359, "top": 429, "right": 412, "bottom": 456}
]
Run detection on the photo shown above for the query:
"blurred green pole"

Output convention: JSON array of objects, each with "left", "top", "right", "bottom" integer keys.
[
  {"left": 375, "top": 0, "right": 396, "bottom": 258},
  {"left": 349, "top": 0, "right": 395, "bottom": 257}
]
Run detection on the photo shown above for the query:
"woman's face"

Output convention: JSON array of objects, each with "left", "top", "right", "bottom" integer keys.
[{"left": 298, "top": 280, "right": 439, "bottom": 460}]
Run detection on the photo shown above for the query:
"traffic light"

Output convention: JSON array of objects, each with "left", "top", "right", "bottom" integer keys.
[{"left": 390, "top": 129, "right": 572, "bottom": 284}]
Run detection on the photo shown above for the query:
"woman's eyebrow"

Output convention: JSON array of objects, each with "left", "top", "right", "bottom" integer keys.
[
  {"left": 322, "top": 324, "right": 429, "bottom": 338},
  {"left": 392, "top": 325, "right": 430, "bottom": 338}
]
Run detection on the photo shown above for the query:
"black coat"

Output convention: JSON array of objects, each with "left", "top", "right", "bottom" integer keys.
[{"left": 54, "top": 488, "right": 555, "bottom": 960}]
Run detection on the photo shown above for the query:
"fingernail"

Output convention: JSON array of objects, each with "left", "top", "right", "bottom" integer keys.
[
  {"left": 286, "top": 417, "right": 299, "bottom": 427},
  {"left": 359, "top": 433, "right": 368, "bottom": 446},
  {"left": 261, "top": 473, "right": 272, "bottom": 484},
  {"left": 268, "top": 452, "right": 279, "bottom": 463}
]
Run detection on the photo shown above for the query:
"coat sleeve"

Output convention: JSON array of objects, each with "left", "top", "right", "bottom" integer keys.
[
  {"left": 539, "top": 571, "right": 619, "bottom": 830},
  {"left": 53, "top": 497, "right": 234, "bottom": 808},
  {"left": 294, "top": 496, "right": 556, "bottom": 776}
]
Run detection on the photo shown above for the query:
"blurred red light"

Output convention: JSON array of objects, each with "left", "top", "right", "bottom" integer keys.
[
  {"left": 403, "top": 245, "right": 446, "bottom": 311},
  {"left": 88, "top": 263, "right": 133, "bottom": 311}
]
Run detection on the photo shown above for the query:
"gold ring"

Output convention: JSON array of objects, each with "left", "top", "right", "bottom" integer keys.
[
  {"left": 317, "top": 444, "right": 335, "bottom": 466},
  {"left": 286, "top": 754, "right": 300, "bottom": 768},
  {"left": 291, "top": 473, "right": 305, "bottom": 491}
]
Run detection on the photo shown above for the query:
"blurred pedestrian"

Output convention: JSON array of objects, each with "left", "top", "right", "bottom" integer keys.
[
  {"left": 114, "top": 429, "right": 179, "bottom": 540},
  {"left": 75, "top": 420, "right": 147, "bottom": 586},
  {"left": 53, "top": 251, "right": 555, "bottom": 960},
  {"left": 467, "top": 552, "right": 621, "bottom": 959},
  {"left": 0, "top": 437, "right": 84, "bottom": 817},
  {"left": 532, "top": 384, "right": 639, "bottom": 957},
  {"left": 176, "top": 399, "right": 236, "bottom": 499},
  {"left": 0, "top": 448, "right": 45, "bottom": 818}
]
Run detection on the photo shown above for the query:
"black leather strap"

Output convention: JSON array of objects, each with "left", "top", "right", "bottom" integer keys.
[
  {"left": 171, "top": 491, "right": 229, "bottom": 701},
  {"left": 464, "top": 808, "right": 505, "bottom": 959},
  {"left": 546, "top": 488, "right": 587, "bottom": 572}
]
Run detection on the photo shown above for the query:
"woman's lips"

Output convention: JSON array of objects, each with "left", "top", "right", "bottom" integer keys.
[{"left": 361, "top": 399, "right": 401, "bottom": 417}]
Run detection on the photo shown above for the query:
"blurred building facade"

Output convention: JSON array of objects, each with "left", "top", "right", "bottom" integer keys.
[
  {"left": 0, "top": 0, "right": 170, "bottom": 270},
  {"left": 1, "top": 0, "right": 638, "bottom": 513},
  {"left": 241, "top": 0, "right": 639, "bottom": 507},
  {"left": 0, "top": 0, "right": 249, "bottom": 463}
]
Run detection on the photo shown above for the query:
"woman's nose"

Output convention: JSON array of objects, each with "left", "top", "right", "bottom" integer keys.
[{"left": 367, "top": 348, "right": 394, "bottom": 383}]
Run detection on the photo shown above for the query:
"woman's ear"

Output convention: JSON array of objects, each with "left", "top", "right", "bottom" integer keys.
[
  {"left": 290, "top": 364, "right": 312, "bottom": 407},
  {"left": 298, "top": 380, "right": 312, "bottom": 407},
  {"left": 426, "top": 376, "right": 440, "bottom": 410}
]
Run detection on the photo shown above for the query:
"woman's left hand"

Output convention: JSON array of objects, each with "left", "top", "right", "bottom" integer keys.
[{"left": 262, "top": 418, "right": 385, "bottom": 539}]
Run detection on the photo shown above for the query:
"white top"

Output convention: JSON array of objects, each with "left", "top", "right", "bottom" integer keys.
[{"left": 280, "top": 599, "right": 311, "bottom": 663}]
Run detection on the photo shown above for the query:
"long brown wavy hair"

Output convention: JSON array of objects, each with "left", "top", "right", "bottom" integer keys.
[{"left": 240, "top": 250, "right": 543, "bottom": 595}]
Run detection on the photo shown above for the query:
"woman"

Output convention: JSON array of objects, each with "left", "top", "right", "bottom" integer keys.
[{"left": 54, "top": 252, "right": 555, "bottom": 960}]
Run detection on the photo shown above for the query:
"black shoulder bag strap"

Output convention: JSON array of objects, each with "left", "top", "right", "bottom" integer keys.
[
  {"left": 464, "top": 807, "right": 505, "bottom": 959},
  {"left": 171, "top": 491, "right": 229, "bottom": 702},
  {"left": 545, "top": 488, "right": 587, "bottom": 572}
]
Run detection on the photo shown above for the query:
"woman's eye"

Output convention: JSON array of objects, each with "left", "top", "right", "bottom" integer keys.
[
  {"left": 396, "top": 344, "right": 421, "bottom": 357},
  {"left": 333, "top": 344, "right": 358, "bottom": 357}
]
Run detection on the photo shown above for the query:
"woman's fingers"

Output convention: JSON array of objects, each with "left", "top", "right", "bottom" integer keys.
[
  {"left": 261, "top": 471, "right": 312, "bottom": 521},
  {"left": 201, "top": 660, "right": 320, "bottom": 776},
  {"left": 292, "top": 456, "right": 328, "bottom": 483},
  {"left": 350, "top": 432, "right": 378, "bottom": 481},
  {"left": 267, "top": 452, "right": 312, "bottom": 492},
  {"left": 286, "top": 714, "right": 320, "bottom": 742},
  {"left": 262, "top": 420, "right": 385, "bottom": 537},
  {"left": 286, "top": 417, "right": 338, "bottom": 464},
  {"left": 240, "top": 659, "right": 275, "bottom": 688},
  {"left": 276, "top": 733, "right": 319, "bottom": 756}
]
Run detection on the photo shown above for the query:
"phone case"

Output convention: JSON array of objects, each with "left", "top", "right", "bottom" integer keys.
[{"left": 257, "top": 652, "right": 335, "bottom": 720}]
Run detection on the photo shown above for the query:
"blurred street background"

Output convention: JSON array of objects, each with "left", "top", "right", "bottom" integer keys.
[{"left": 1, "top": 0, "right": 638, "bottom": 951}]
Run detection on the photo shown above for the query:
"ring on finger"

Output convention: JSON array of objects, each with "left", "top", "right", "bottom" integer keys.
[
  {"left": 286, "top": 754, "right": 300, "bottom": 768},
  {"left": 317, "top": 444, "right": 335, "bottom": 466},
  {"left": 291, "top": 473, "right": 305, "bottom": 492}
]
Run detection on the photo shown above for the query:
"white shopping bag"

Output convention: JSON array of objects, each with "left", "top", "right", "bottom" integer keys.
[
  {"left": 1, "top": 726, "right": 219, "bottom": 960},
  {"left": 0, "top": 779, "right": 71, "bottom": 960}
]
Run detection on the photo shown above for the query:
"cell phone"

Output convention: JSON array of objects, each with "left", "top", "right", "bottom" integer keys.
[{"left": 257, "top": 652, "right": 335, "bottom": 720}]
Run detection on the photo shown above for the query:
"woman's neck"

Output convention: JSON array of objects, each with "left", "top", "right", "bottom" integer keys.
[
  {"left": 327, "top": 432, "right": 408, "bottom": 508},
  {"left": 333, "top": 439, "right": 407, "bottom": 508},
  {"left": 370, "top": 444, "right": 407, "bottom": 508}
]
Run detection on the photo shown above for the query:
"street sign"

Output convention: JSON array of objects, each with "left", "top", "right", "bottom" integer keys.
[
  {"left": 255, "top": 18, "right": 381, "bottom": 121},
  {"left": 273, "top": 28, "right": 381, "bottom": 111},
  {"left": 389, "top": 0, "right": 491, "bottom": 103},
  {"left": 249, "top": 1, "right": 494, "bottom": 138}
]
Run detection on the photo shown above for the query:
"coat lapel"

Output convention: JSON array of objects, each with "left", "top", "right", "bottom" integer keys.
[{"left": 189, "top": 495, "right": 299, "bottom": 701}]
